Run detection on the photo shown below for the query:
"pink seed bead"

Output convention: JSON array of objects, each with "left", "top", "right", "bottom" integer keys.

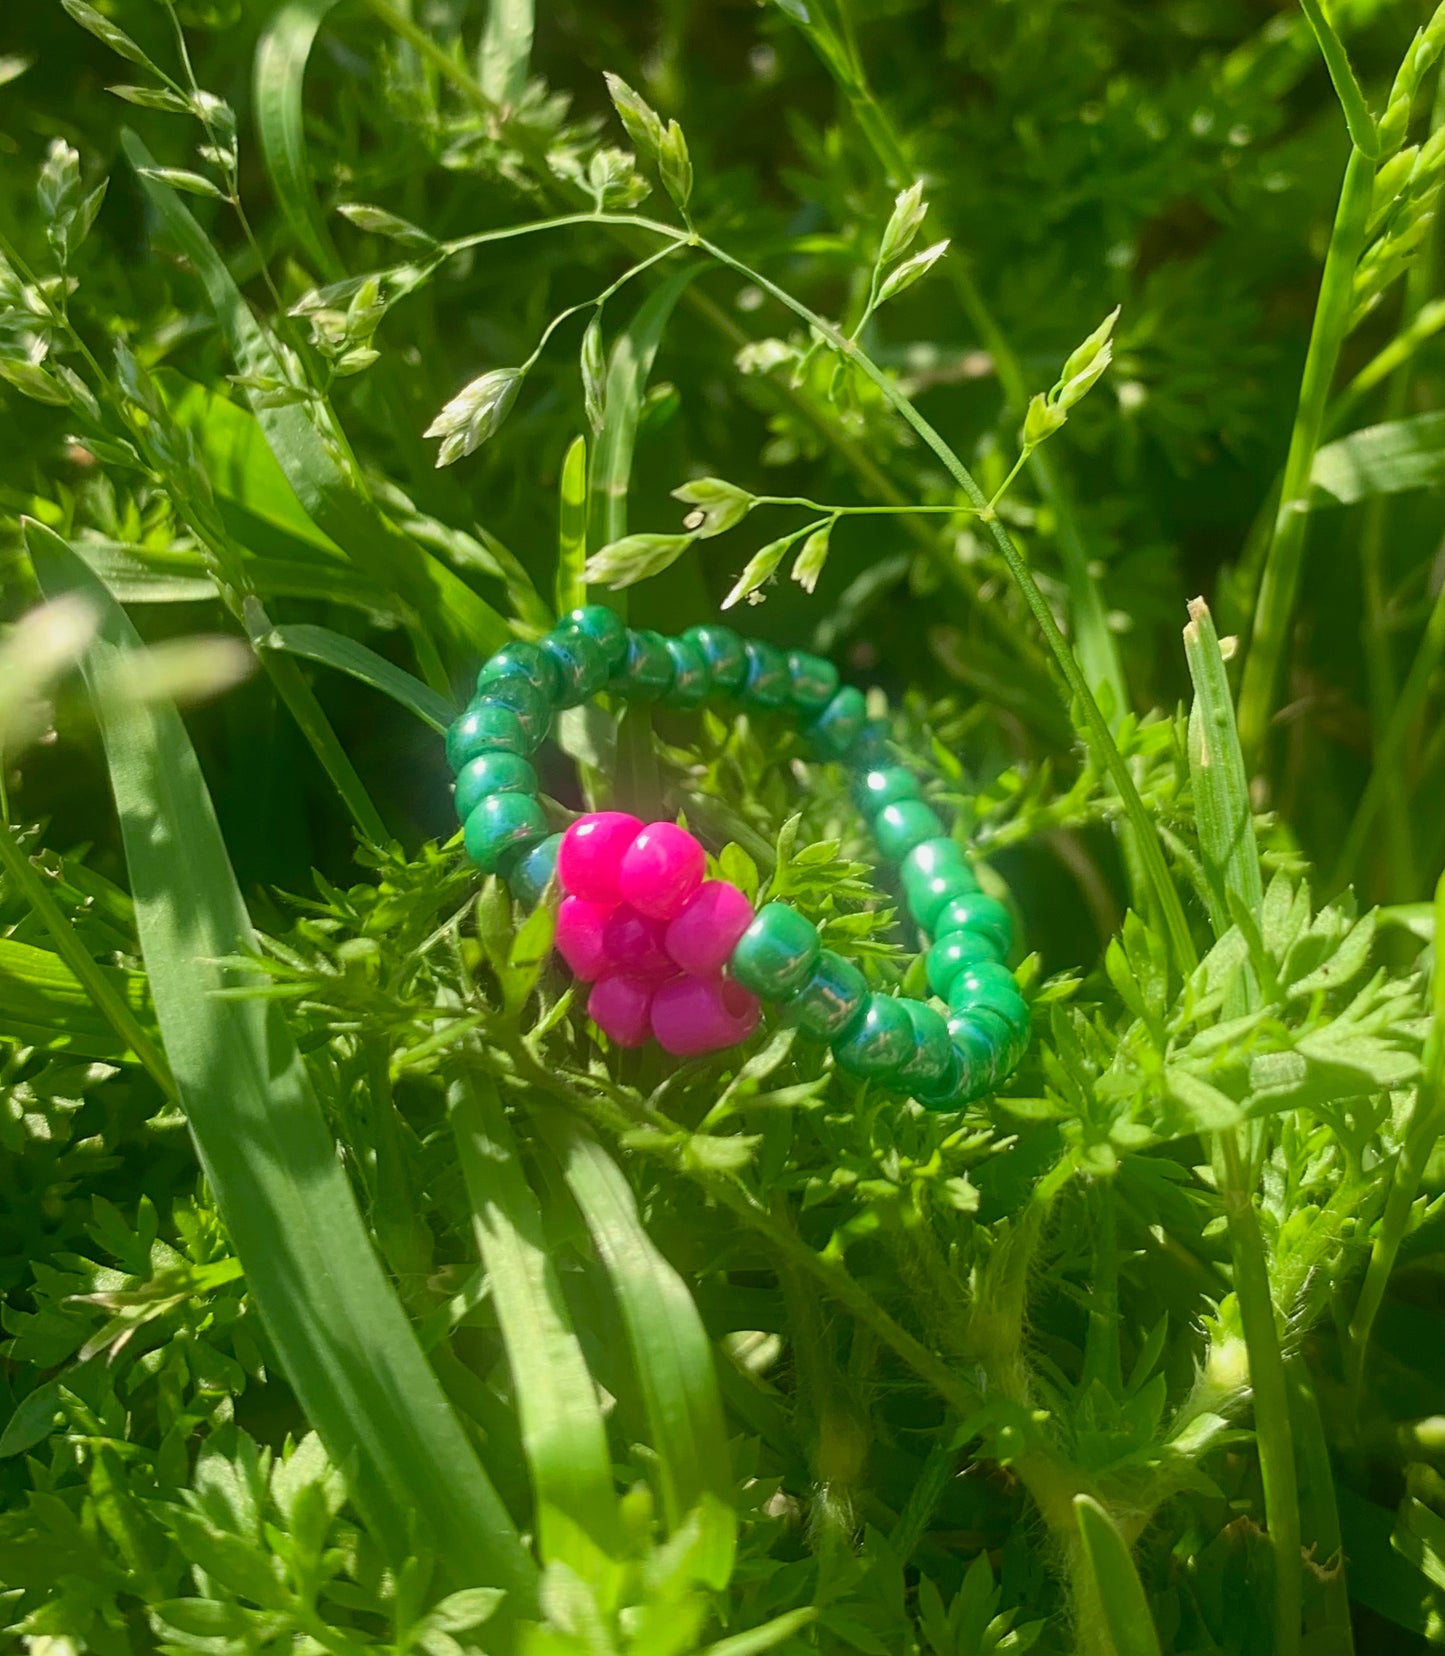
[
  {"left": 587, "top": 973, "right": 656, "bottom": 1048},
  {"left": 554, "top": 896, "right": 613, "bottom": 982},
  {"left": 617, "top": 822, "right": 706, "bottom": 921},
  {"left": 664, "top": 880, "right": 755, "bottom": 976},
  {"left": 651, "top": 975, "right": 760, "bottom": 1057},
  {"left": 602, "top": 905, "right": 674, "bottom": 979},
  {"left": 558, "top": 812, "right": 644, "bottom": 905}
]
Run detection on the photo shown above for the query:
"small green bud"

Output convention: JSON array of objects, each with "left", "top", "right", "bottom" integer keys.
[
  {"left": 658, "top": 118, "right": 693, "bottom": 214},
  {"left": 582, "top": 531, "right": 697, "bottom": 589},
  {"left": 722, "top": 532, "right": 797, "bottom": 609},
  {"left": 876, "top": 238, "right": 950, "bottom": 305},
  {"left": 425, "top": 367, "right": 525, "bottom": 466},
  {"left": 1022, "top": 391, "right": 1067, "bottom": 449},
  {"left": 581, "top": 313, "right": 606, "bottom": 435},
  {"left": 879, "top": 180, "right": 927, "bottom": 266},
  {"left": 671, "top": 476, "right": 754, "bottom": 538},
  {"left": 791, "top": 519, "right": 833, "bottom": 594},
  {"left": 603, "top": 73, "right": 665, "bottom": 160}
]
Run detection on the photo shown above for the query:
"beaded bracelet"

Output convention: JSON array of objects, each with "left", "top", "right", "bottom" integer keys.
[{"left": 443, "top": 606, "right": 1030, "bottom": 1110}]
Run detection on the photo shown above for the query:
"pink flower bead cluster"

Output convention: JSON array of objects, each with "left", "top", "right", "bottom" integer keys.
[{"left": 553, "top": 812, "right": 759, "bottom": 1056}]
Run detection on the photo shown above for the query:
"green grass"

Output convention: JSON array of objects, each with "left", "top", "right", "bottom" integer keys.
[{"left": 2, "top": 1, "right": 1445, "bottom": 1652}]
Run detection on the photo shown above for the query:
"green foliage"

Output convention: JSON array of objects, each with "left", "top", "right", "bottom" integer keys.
[{"left": 2, "top": 0, "right": 1445, "bottom": 1653}]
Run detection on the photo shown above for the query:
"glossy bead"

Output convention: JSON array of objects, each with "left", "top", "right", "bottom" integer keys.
[
  {"left": 555, "top": 896, "right": 614, "bottom": 981},
  {"left": 565, "top": 604, "right": 629, "bottom": 669},
  {"left": 805, "top": 685, "right": 867, "bottom": 759},
  {"left": 617, "top": 823, "right": 706, "bottom": 921},
  {"left": 946, "top": 1013, "right": 999, "bottom": 1099},
  {"left": 611, "top": 629, "right": 674, "bottom": 700},
  {"left": 462, "top": 793, "right": 548, "bottom": 873},
  {"left": 782, "top": 949, "right": 868, "bottom": 1041},
  {"left": 926, "top": 931, "right": 1000, "bottom": 999},
  {"left": 949, "top": 964, "right": 1030, "bottom": 1044},
  {"left": 477, "top": 640, "right": 560, "bottom": 702},
  {"left": 684, "top": 624, "right": 748, "bottom": 692},
  {"left": 588, "top": 974, "right": 655, "bottom": 1047},
  {"left": 741, "top": 639, "right": 790, "bottom": 710},
  {"left": 454, "top": 751, "right": 537, "bottom": 822},
  {"left": 914, "top": 1044, "right": 965, "bottom": 1111},
  {"left": 933, "top": 891, "right": 1013, "bottom": 959},
  {"left": 874, "top": 800, "right": 947, "bottom": 863},
  {"left": 786, "top": 649, "right": 839, "bottom": 715},
  {"left": 951, "top": 1005, "right": 1021, "bottom": 1079},
  {"left": 662, "top": 636, "right": 711, "bottom": 708},
  {"left": 847, "top": 720, "right": 892, "bottom": 770},
  {"left": 557, "top": 812, "right": 643, "bottom": 905},
  {"left": 541, "top": 627, "right": 609, "bottom": 707},
  {"left": 664, "top": 881, "right": 755, "bottom": 976},
  {"left": 900, "top": 837, "right": 964, "bottom": 882},
  {"left": 508, "top": 832, "right": 563, "bottom": 906},
  {"left": 445, "top": 702, "right": 529, "bottom": 772},
  {"left": 729, "top": 903, "right": 821, "bottom": 999},
  {"left": 831, "top": 992, "right": 915, "bottom": 1079},
  {"left": 904, "top": 866, "right": 981, "bottom": 934},
  {"left": 853, "top": 766, "right": 921, "bottom": 814},
  {"left": 896, "top": 999, "right": 956, "bottom": 1094},
  {"left": 601, "top": 906, "right": 675, "bottom": 979},
  {"left": 651, "top": 975, "right": 760, "bottom": 1057},
  {"left": 477, "top": 676, "right": 551, "bottom": 750}
]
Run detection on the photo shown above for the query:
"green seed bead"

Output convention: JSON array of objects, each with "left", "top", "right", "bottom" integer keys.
[
  {"left": 741, "top": 640, "right": 790, "bottom": 710},
  {"left": 477, "top": 676, "right": 551, "bottom": 751},
  {"left": 947, "top": 1012, "right": 1003, "bottom": 1099},
  {"left": 805, "top": 685, "right": 867, "bottom": 759},
  {"left": 685, "top": 624, "right": 748, "bottom": 691},
  {"left": 926, "top": 931, "right": 1000, "bottom": 998},
  {"left": 783, "top": 949, "right": 868, "bottom": 1040},
  {"left": 933, "top": 891, "right": 1013, "bottom": 958},
  {"left": 663, "top": 636, "right": 711, "bottom": 708},
  {"left": 848, "top": 720, "right": 892, "bottom": 770},
  {"left": 874, "top": 799, "right": 947, "bottom": 863},
  {"left": 507, "top": 831, "right": 563, "bottom": 906},
  {"left": 446, "top": 702, "right": 529, "bottom": 772},
  {"left": 611, "top": 629, "right": 674, "bottom": 700},
  {"left": 948, "top": 963, "right": 1030, "bottom": 1043},
  {"left": 905, "top": 867, "right": 980, "bottom": 934},
  {"left": 729, "top": 902, "right": 821, "bottom": 999},
  {"left": 541, "top": 627, "right": 609, "bottom": 707},
  {"left": 831, "top": 992, "right": 916, "bottom": 1080},
  {"left": 565, "top": 605, "right": 629, "bottom": 669},
  {"left": 896, "top": 999, "right": 955, "bottom": 1093},
  {"left": 853, "top": 765, "right": 922, "bottom": 814},
  {"left": 786, "top": 649, "right": 839, "bottom": 715},
  {"left": 952, "top": 1004, "right": 1025, "bottom": 1078},
  {"left": 454, "top": 751, "right": 538, "bottom": 822},
  {"left": 477, "top": 640, "right": 560, "bottom": 702},
  {"left": 463, "top": 792, "right": 548, "bottom": 873}
]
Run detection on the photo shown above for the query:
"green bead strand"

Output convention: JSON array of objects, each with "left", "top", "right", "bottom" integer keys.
[
  {"left": 786, "top": 649, "right": 840, "bottom": 715},
  {"left": 508, "top": 831, "right": 563, "bottom": 906},
  {"left": 477, "top": 675, "right": 552, "bottom": 749},
  {"left": 446, "top": 702, "right": 531, "bottom": 771},
  {"left": 613, "top": 629, "right": 674, "bottom": 700},
  {"left": 853, "top": 765, "right": 922, "bottom": 813},
  {"left": 477, "top": 639, "right": 560, "bottom": 702},
  {"left": 463, "top": 792, "right": 548, "bottom": 873},
  {"left": 454, "top": 750, "right": 538, "bottom": 822},
  {"left": 684, "top": 624, "right": 748, "bottom": 691},
  {"left": 832, "top": 993, "right": 915, "bottom": 1079},
  {"left": 896, "top": 999, "right": 956, "bottom": 1094},
  {"left": 542, "top": 627, "right": 609, "bottom": 706},
  {"left": 805, "top": 685, "right": 867, "bottom": 758},
  {"left": 926, "top": 931, "right": 999, "bottom": 998},
  {"left": 730, "top": 903, "right": 821, "bottom": 998},
  {"left": 783, "top": 949, "right": 869, "bottom": 1040},
  {"left": 741, "top": 640, "right": 791, "bottom": 710},
  {"left": 874, "top": 799, "right": 947, "bottom": 862},
  {"left": 565, "top": 605, "right": 629, "bottom": 670},
  {"left": 933, "top": 890, "right": 1013, "bottom": 958},
  {"left": 663, "top": 636, "right": 711, "bottom": 707}
]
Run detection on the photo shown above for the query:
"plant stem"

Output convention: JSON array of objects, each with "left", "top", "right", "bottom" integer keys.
[
  {"left": 1220, "top": 1130, "right": 1302, "bottom": 1656},
  {"left": 1237, "top": 144, "right": 1375, "bottom": 774},
  {"left": 0, "top": 818, "right": 175, "bottom": 1098}
]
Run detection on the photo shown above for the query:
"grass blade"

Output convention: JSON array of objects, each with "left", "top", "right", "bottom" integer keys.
[
  {"left": 122, "top": 132, "right": 510, "bottom": 680},
  {"left": 478, "top": 0, "right": 533, "bottom": 109},
  {"left": 25, "top": 518, "right": 535, "bottom": 1605},
  {"left": 535, "top": 1113, "right": 736, "bottom": 1589},
  {"left": 450, "top": 1071, "right": 620, "bottom": 1581},
  {"left": 0, "top": 930, "right": 154, "bottom": 1068},
  {"left": 253, "top": 616, "right": 457, "bottom": 733},
  {"left": 254, "top": 0, "right": 344, "bottom": 281},
  {"left": 556, "top": 434, "right": 588, "bottom": 615},
  {"left": 1183, "top": 596, "right": 1263, "bottom": 938},
  {"left": 1311, "top": 412, "right": 1445, "bottom": 505},
  {"left": 1073, "top": 1494, "right": 1164, "bottom": 1656}
]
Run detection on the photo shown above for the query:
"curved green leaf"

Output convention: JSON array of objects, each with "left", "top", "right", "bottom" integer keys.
[
  {"left": 26, "top": 518, "right": 535, "bottom": 1606},
  {"left": 255, "top": 620, "right": 456, "bottom": 732},
  {"left": 1073, "top": 1494, "right": 1163, "bottom": 1656}
]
